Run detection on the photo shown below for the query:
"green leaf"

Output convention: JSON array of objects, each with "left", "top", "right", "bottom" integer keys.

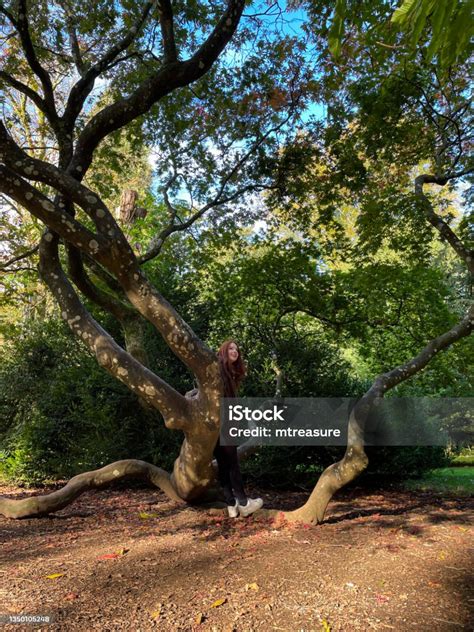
[
  {"left": 328, "top": 0, "right": 346, "bottom": 59},
  {"left": 425, "top": 0, "right": 449, "bottom": 61},
  {"left": 391, "top": 0, "right": 418, "bottom": 25}
]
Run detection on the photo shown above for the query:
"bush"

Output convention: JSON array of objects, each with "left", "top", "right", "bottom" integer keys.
[{"left": 0, "top": 319, "right": 181, "bottom": 484}]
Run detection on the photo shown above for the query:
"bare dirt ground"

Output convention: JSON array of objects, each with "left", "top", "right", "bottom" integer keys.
[{"left": 0, "top": 482, "right": 473, "bottom": 632}]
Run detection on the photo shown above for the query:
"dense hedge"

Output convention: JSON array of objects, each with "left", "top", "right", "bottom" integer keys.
[
  {"left": 0, "top": 319, "right": 182, "bottom": 484},
  {"left": 0, "top": 318, "right": 449, "bottom": 487}
]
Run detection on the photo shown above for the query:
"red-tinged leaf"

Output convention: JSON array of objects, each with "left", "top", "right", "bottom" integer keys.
[
  {"left": 97, "top": 553, "right": 120, "bottom": 560},
  {"left": 428, "top": 581, "right": 441, "bottom": 588},
  {"left": 375, "top": 594, "right": 389, "bottom": 604},
  {"left": 64, "top": 592, "right": 79, "bottom": 601}
]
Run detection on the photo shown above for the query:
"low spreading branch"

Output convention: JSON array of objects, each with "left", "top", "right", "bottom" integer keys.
[
  {"left": 0, "top": 460, "right": 183, "bottom": 519},
  {"left": 281, "top": 303, "right": 473, "bottom": 524}
]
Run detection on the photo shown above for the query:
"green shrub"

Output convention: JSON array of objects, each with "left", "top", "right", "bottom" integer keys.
[{"left": 0, "top": 319, "right": 181, "bottom": 484}]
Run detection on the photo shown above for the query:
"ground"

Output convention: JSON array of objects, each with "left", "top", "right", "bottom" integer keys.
[{"left": 0, "top": 482, "right": 473, "bottom": 631}]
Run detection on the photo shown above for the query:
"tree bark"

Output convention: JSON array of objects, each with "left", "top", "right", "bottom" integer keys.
[{"left": 0, "top": 460, "right": 183, "bottom": 519}]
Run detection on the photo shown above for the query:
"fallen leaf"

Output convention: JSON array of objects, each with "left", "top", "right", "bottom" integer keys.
[
  {"left": 245, "top": 582, "right": 259, "bottom": 591},
  {"left": 116, "top": 547, "right": 129, "bottom": 556},
  {"left": 97, "top": 553, "right": 120, "bottom": 560},
  {"left": 210, "top": 598, "right": 227, "bottom": 608},
  {"left": 321, "top": 619, "right": 331, "bottom": 631},
  {"left": 195, "top": 612, "right": 204, "bottom": 624},
  {"left": 139, "top": 512, "right": 158, "bottom": 519},
  {"left": 45, "top": 573, "right": 64, "bottom": 580},
  {"left": 375, "top": 594, "right": 389, "bottom": 604},
  {"left": 151, "top": 604, "right": 162, "bottom": 619},
  {"left": 64, "top": 592, "right": 79, "bottom": 601}
]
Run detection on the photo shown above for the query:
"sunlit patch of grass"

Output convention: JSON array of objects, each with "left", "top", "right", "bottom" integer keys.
[{"left": 403, "top": 467, "right": 474, "bottom": 495}]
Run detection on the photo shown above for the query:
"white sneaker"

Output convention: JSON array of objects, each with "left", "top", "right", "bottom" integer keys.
[
  {"left": 238, "top": 497, "right": 263, "bottom": 517},
  {"left": 227, "top": 501, "right": 239, "bottom": 518}
]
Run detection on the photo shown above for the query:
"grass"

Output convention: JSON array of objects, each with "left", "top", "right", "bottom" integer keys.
[
  {"left": 450, "top": 451, "right": 474, "bottom": 466},
  {"left": 403, "top": 466, "right": 474, "bottom": 496}
]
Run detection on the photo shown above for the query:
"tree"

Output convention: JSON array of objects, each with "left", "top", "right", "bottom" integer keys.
[{"left": 0, "top": 0, "right": 472, "bottom": 524}]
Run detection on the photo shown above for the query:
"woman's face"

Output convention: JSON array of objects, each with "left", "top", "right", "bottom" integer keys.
[{"left": 227, "top": 342, "right": 239, "bottom": 364}]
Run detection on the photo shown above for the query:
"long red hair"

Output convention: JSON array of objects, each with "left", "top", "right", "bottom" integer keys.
[{"left": 218, "top": 340, "right": 246, "bottom": 397}]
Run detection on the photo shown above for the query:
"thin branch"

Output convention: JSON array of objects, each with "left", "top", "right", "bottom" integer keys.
[
  {"left": 140, "top": 112, "right": 292, "bottom": 263},
  {"left": 15, "top": 0, "right": 57, "bottom": 121},
  {"left": 0, "top": 70, "right": 48, "bottom": 113},
  {"left": 1, "top": 265, "right": 37, "bottom": 272},
  {"left": 0, "top": 243, "right": 39, "bottom": 270},
  {"left": 415, "top": 172, "right": 474, "bottom": 274},
  {"left": 0, "top": 2, "right": 16, "bottom": 25},
  {"left": 59, "top": 0, "right": 87, "bottom": 75}
]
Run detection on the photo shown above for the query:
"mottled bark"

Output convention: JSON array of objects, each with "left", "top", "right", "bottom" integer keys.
[
  {"left": 280, "top": 305, "right": 473, "bottom": 525},
  {"left": 0, "top": 0, "right": 246, "bottom": 520},
  {"left": 0, "top": 460, "right": 183, "bottom": 519}
]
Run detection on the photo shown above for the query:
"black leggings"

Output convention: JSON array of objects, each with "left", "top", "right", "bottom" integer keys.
[{"left": 213, "top": 441, "right": 247, "bottom": 505}]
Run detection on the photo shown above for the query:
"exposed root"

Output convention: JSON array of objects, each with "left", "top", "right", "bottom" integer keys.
[{"left": 0, "top": 459, "right": 183, "bottom": 519}]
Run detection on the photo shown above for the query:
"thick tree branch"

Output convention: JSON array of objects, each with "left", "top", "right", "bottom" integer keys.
[
  {"left": 82, "top": 254, "right": 125, "bottom": 296},
  {"left": 62, "top": 1, "right": 157, "bottom": 129},
  {"left": 114, "top": 264, "right": 219, "bottom": 385},
  {"left": 0, "top": 125, "right": 221, "bottom": 382},
  {"left": 67, "top": 245, "right": 135, "bottom": 321},
  {"left": 0, "top": 460, "right": 182, "bottom": 519},
  {"left": 158, "top": 0, "right": 177, "bottom": 63},
  {"left": 39, "top": 234, "right": 190, "bottom": 426},
  {"left": 0, "top": 166, "right": 112, "bottom": 262},
  {"left": 285, "top": 304, "right": 473, "bottom": 524},
  {"left": 372, "top": 304, "right": 473, "bottom": 394},
  {"left": 68, "top": 0, "right": 245, "bottom": 176},
  {"left": 0, "top": 122, "right": 127, "bottom": 244},
  {"left": 15, "top": 0, "right": 57, "bottom": 122}
]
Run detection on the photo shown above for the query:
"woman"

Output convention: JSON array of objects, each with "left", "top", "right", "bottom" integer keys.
[{"left": 214, "top": 340, "right": 264, "bottom": 518}]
